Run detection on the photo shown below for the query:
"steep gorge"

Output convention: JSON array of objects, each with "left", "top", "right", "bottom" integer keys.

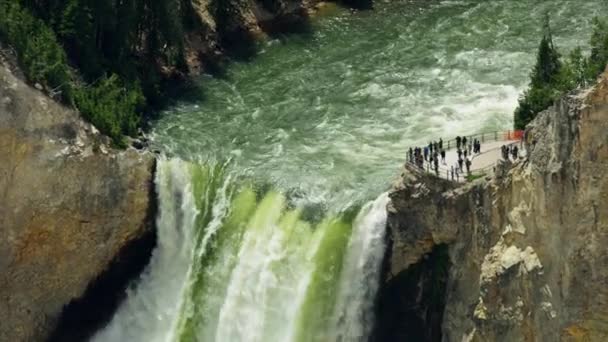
[
  {"left": 383, "top": 70, "right": 608, "bottom": 341},
  {"left": 2, "top": 1, "right": 607, "bottom": 341}
]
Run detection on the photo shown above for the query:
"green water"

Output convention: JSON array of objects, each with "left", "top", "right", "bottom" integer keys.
[{"left": 151, "top": 0, "right": 605, "bottom": 205}]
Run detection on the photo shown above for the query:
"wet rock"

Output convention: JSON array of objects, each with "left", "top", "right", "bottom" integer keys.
[{"left": 131, "top": 138, "right": 148, "bottom": 150}]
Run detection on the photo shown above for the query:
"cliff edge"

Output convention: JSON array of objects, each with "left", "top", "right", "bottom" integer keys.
[
  {"left": 381, "top": 70, "right": 608, "bottom": 341},
  {"left": 0, "top": 63, "right": 156, "bottom": 341}
]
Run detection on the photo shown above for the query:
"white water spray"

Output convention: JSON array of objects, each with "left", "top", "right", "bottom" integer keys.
[
  {"left": 95, "top": 159, "right": 391, "bottom": 342},
  {"left": 330, "top": 193, "right": 390, "bottom": 342},
  {"left": 93, "top": 159, "right": 198, "bottom": 342}
]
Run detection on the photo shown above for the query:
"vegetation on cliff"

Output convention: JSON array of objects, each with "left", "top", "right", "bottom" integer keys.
[
  {"left": 0, "top": 0, "right": 194, "bottom": 145},
  {"left": 0, "top": 0, "right": 331, "bottom": 145},
  {"left": 515, "top": 15, "right": 608, "bottom": 129}
]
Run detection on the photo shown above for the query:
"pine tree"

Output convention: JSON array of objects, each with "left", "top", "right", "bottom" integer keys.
[
  {"left": 589, "top": 17, "right": 608, "bottom": 76},
  {"left": 530, "top": 14, "right": 561, "bottom": 87},
  {"left": 514, "top": 13, "right": 562, "bottom": 130}
]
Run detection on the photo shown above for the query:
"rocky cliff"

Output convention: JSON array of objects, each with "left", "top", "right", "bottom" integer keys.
[
  {"left": 381, "top": 70, "right": 608, "bottom": 341},
  {"left": 184, "top": 0, "right": 355, "bottom": 73},
  {"left": 0, "top": 62, "right": 156, "bottom": 341}
]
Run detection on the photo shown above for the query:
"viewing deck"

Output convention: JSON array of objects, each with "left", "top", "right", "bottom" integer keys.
[{"left": 405, "top": 130, "right": 525, "bottom": 182}]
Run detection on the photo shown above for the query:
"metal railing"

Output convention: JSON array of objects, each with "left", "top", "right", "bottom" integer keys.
[
  {"left": 440, "top": 130, "right": 524, "bottom": 151},
  {"left": 404, "top": 130, "right": 524, "bottom": 182}
]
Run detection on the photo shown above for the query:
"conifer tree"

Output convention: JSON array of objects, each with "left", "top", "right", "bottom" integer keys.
[
  {"left": 514, "top": 13, "right": 562, "bottom": 130},
  {"left": 531, "top": 14, "right": 561, "bottom": 87},
  {"left": 588, "top": 17, "right": 608, "bottom": 76}
]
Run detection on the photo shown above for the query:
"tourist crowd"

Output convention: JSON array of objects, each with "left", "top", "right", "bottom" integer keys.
[{"left": 407, "top": 136, "right": 484, "bottom": 181}]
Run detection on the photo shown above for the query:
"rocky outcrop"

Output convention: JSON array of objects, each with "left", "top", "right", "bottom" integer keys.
[
  {"left": 0, "top": 62, "right": 156, "bottom": 341},
  {"left": 184, "top": 0, "right": 314, "bottom": 73},
  {"left": 184, "top": 0, "right": 351, "bottom": 73},
  {"left": 383, "top": 71, "right": 608, "bottom": 341}
]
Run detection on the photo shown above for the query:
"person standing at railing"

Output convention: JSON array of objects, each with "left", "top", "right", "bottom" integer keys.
[
  {"left": 433, "top": 156, "right": 439, "bottom": 176},
  {"left": 441, "top": 149, "right": 446, "bottom": 164},
  {"left": 424, "top": 145, "right": 429, "bottom": 161},
  {"left": 511, "top": 145, "right": 519, "bottom": 160},
  {"left": 439, "top": 138, "right": 443, "bottom": 150},
  {"left": 456, "top": 136, "right": 462, "bottom": 149},
  {"left": 466, "top": 158, "right": 472, "bottom": 175},
  {"left": 462, "top": 136, "right": 468, "bottom": 148}
]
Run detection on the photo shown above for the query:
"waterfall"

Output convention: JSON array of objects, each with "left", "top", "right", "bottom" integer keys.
[
  {"left": 330, "top": 193, "right": 390, "bottom": 342},
  {"left": 94, "top": 158, "right": 389, "bottom": 342},
  {"left": 93, "top": 158, "right": 199, "bottom": 342}
]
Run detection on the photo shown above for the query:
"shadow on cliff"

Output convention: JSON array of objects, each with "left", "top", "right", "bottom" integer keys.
[
  {"left": 47, "top": 164, "right": 158, "bottom": 342},
  {"left": 340, "top": 0, "right": 374, "bottom": 10},
  {"left": 372, "top": 244, "right": 450, "bottom": 342},
  {"left": 219, "top": 10, "right": 314, "bottom": 64},
  {"left": 259, "top": 7, "right": 315, "bottom": 38}
]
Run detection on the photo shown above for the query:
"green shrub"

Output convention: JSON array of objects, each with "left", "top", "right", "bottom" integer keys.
[
  {"left": 0, "top": 1, "right": 147, "bottom": 147},
  {"left": 0, "top": 2, "right": 72, "bottom": 101},
  {"left": 74, "top": 75, "right": 144, "bottom": 146}
]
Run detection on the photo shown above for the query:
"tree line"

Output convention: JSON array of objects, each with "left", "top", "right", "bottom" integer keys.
[
  {"left": 0, "top": 0, "right": 195, "bottom": 146},
  {"left": 515, "top": 15, "right": 608, "bottom": 129}
]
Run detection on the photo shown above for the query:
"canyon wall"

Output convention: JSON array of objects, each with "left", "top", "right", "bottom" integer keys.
[
  {"left": 383, "top": 71, "right": 608, "bottom": 341},
  {"left": 185, "top": 0, "right": 324, "bottom": 73},
  {"left": 0, "top": 63, "right": 156, "bottom": 341},
  {"left": 184, "top": 0, "right": 367, "bottom": 73}
]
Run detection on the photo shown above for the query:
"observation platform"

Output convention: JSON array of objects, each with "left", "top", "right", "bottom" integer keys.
[{"left": 405, "top": 130, "right": 525, "bottom": 182}]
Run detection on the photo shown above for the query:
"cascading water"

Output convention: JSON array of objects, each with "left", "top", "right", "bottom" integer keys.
[
  {"left": 93, "top": 159, "right": 198, "bottom": 342},
  {"left": 95, "top": 1, "right": 606, "bottom": 340},
  {"left": 94, "top": 158, "right": 390, "bottom": 342}
]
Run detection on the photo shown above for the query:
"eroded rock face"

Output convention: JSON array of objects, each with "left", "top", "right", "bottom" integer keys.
[
  {"left": 185, "top": 0, "right": 317, "bottom": 73},
  {"left": 385, "top": 72, "right": 608, "bottom": 341},
  {"left": 0, "top": 64, "right": 155, "bottom": 341}
]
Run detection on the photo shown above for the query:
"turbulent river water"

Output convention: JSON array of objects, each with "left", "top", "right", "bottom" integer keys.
[{"left": 95, "top": 1, "right": 606, "bottom": 341}]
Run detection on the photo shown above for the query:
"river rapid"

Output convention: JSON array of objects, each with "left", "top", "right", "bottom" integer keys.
[{"left": 94, "top": 1, "right": 606, "bottom": 341}]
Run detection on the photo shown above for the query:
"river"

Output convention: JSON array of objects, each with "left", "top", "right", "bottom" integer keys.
[{"left": 94, "top": 1, "right": 606, "bottom": 341}]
